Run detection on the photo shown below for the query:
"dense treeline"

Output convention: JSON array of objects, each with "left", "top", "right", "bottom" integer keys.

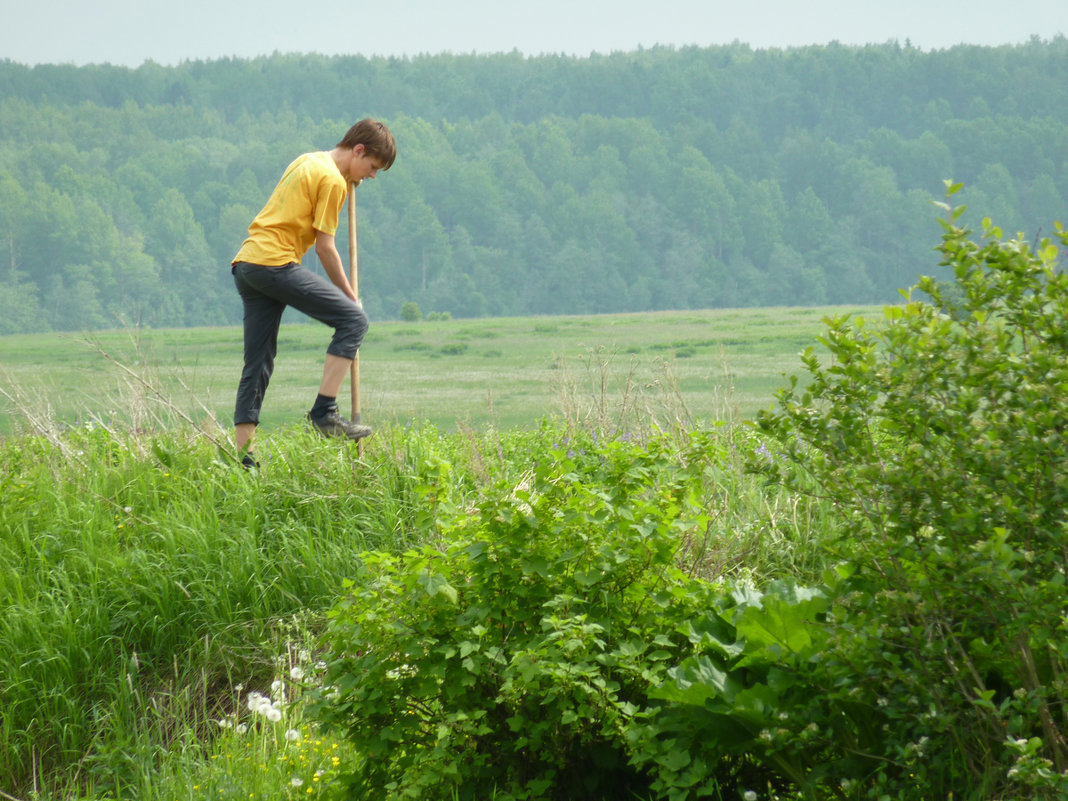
[{"left": 1, "top": 38, "right": 1067, "bottom": 332}]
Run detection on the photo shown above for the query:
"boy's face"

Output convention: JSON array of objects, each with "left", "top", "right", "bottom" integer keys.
[{"left": 348, "top": 144, "right": 386, "bottom": 186}]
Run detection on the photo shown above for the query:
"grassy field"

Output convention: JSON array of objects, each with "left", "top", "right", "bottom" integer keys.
[{"left": 0, "top": 305, "right": 874, "bottom": 438}]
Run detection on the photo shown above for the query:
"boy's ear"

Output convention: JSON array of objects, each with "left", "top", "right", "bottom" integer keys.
[{"left": 352, "top": 143, "right": 366, "bottom": 156}]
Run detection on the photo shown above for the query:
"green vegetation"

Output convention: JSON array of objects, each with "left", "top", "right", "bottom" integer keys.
[
  {"left": 3, "top": 199, "right": 1067, "bottom": 799},
  {"left": 3, "top": 39, "right": 1068, "bottom": 331}
]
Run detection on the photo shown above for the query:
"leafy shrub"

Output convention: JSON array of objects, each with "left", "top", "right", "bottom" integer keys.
[
  {"left": 753, "top": 185, "right": 1068, "bottom": 797},
  {"left": 630, "top": 575, "right": 849, "bottom": 800},
  {"left": 310, "top": 433, "right": 735, "bottom": 801},
  {"left": 401, "top": 301, "right": 423, "bottom": 322}
]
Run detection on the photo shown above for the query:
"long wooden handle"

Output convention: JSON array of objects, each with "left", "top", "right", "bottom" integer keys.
[{"left": 348, "top": 183, "right": 361, "bottom": 430}]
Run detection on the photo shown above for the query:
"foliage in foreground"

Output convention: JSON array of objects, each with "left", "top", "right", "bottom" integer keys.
[
  {"left": 0, "top": 404, "right": 806, "bottom": 799},
  {"left": 753, "top": 187, "right": 1068, "bottom": 797},
  {"left": 311, "top": 433, "right": 717, "bottom": 800},
  {"left": 310, "top": 426, "right": 845, "bottom": 801},
  {"left": 0, "top": 419, "right": 534, "bottom": 797}
]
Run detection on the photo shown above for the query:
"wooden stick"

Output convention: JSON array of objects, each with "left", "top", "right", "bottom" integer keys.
[{"left": 347, "top": 182, "right": 363, "bottom": 456}]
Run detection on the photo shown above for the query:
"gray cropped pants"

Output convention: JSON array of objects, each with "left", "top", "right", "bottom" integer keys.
[{"left": 232, "top": 261, "right": 369, "bottom": 426}]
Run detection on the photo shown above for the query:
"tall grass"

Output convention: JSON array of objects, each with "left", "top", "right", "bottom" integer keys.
[{"left": 0, "top": 341, "right": 832, "bottom": 799}]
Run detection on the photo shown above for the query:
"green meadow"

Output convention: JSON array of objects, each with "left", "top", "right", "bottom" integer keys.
[{"left": 0, "top": 306, "right": 865, "bottom": 438}]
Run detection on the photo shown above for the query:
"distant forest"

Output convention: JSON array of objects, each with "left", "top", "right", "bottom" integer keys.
[{"left": 1, "top": 38, "right": 1067, "bottom": 332}]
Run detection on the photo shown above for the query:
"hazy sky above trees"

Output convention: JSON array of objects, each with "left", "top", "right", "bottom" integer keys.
[{"left": 3, "top": 0, "right": 1066, "bottom": 67}]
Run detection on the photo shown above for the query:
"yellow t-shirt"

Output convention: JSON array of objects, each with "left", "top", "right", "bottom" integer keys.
[{"left": 233, "top": 151, "right": 347, "bottom": 266}]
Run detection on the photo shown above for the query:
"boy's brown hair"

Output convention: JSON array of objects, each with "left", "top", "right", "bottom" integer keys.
[{"left": 338, "top": 119, "right": 396, "bottom": 170}]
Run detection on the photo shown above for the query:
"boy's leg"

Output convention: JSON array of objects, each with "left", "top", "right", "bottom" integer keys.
[
  {"left": 233, "top": 263, "right": 288, "bottom": 454},
  {"left": 238, "top": 263, "right": 370, "bottom": 439},
  {"left": 320, "top": 353, "right": 354, "bottom": 397}
]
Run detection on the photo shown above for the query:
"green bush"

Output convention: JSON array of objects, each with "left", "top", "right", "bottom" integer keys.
[
  {"left": 401, "top": 302, "right": 423, "bottom": 322},
  {"left": 309, "top": 432, "right": 739, "bottom": 801},
  {"left": 753, "top": 185, "right": 1068, "bottom": 797}
]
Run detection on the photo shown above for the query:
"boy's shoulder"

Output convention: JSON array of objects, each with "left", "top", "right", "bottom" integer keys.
[{"left": 277, "top": 152, "right": 345, "bottom": 197}]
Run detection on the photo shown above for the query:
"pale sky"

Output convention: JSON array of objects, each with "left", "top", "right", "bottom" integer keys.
[{"left": 2, "top": 0, "right": 1066, "bottom": 67}]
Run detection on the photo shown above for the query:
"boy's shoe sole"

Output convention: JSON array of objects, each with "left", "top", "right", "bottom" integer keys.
[{"left": 307, "top": 411, "right": 373, "bottom": 440}]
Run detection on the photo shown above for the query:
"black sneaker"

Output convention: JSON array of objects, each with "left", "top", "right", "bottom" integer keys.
[
  {"left": 307, "top": 409, "right": 373, "bottom": 440},
  {"left": 241, "top": 452, "right": 260, "bottom": 470}
]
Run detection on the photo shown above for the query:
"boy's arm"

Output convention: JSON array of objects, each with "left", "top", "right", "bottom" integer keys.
[{"left": 315, "top": 230, "right": 359, "bottom": 304}]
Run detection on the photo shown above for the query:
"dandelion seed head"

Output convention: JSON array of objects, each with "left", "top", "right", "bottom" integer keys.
[{"left": 285, "top": 729, "right": 300, "bottom": 742}]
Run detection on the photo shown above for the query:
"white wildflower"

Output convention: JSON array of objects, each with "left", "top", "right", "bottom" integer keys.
[
  {"left": 744, "top": 791, "right": 758, "bottom": 801},
  {"left": 267, "top": 707, "right": 282, "bottom": 723},
  {"left": 236, "top": 723, "right": 248, "bottom": 734},
  {"left": 285, "top": 728, "right": 301, "bottom": 742},
  {"left": 290, "top": 666, "right": 304, "bottom": 681},
  {"left": 291, "top": 777, "right": 304, "bottom": 787}
]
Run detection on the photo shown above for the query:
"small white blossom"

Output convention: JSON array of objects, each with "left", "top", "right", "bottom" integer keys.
[
  {"left": 271, "top": 679, "right": 285, "bottom": 695},
  {"left": 744, "top": 791, "right": 758, "bottom": 801},
  {"left": 291, "top": 777, "right": 304, "bottom": 788},
  {"left": 267, "top": 707, "right": 282, "bottom": 723},
  {"left": 290, "top": 666, "right": 304, "bottom": 681},
  {"left": 236, "top": 723, "right": 248, "bottom": 734},
  {"left": 285, "top": 728, "right": 301, "bottom": 742}
]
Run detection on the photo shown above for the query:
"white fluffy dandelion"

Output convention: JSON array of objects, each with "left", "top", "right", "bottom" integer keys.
[{"left": 285, "top": 728, "right": 301, "bottom": 742}]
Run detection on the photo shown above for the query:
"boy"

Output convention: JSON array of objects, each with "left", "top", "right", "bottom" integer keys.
[{"left": 231, "top": 119, "right": 396, "bottom": 467}]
